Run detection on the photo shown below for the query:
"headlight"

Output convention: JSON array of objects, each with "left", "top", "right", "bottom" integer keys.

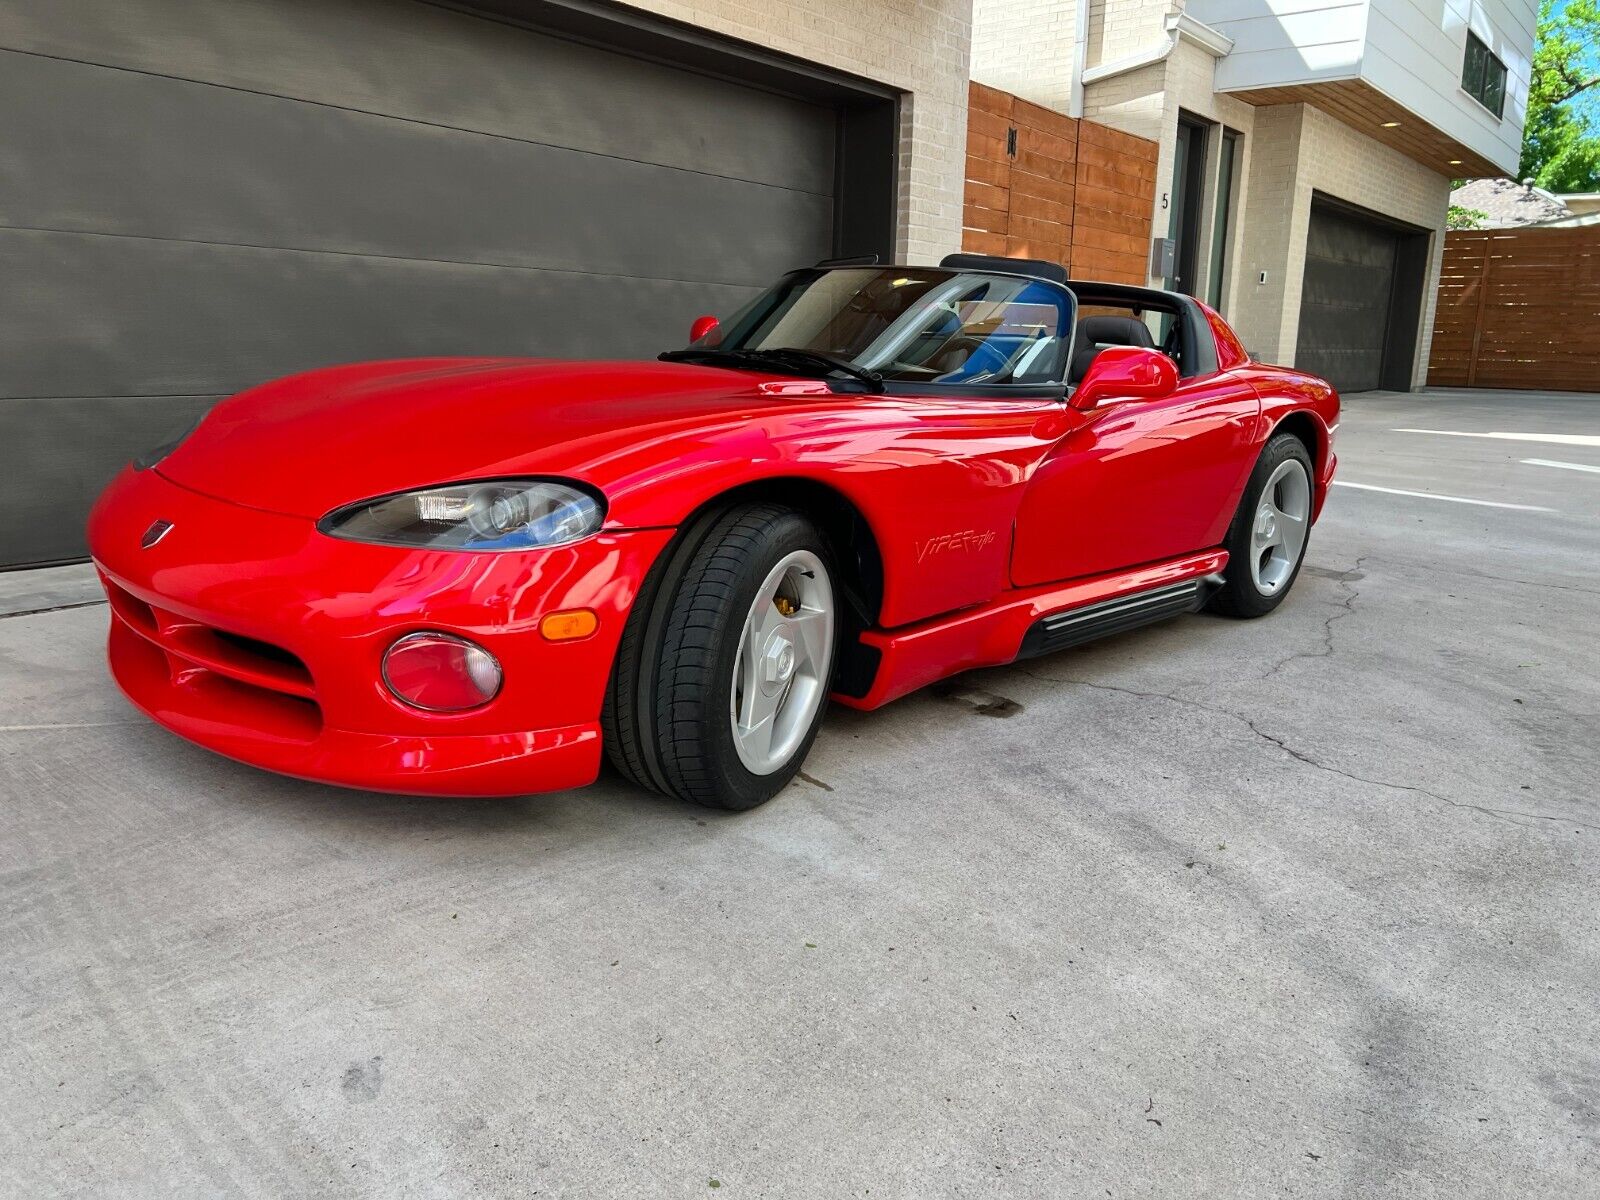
[
  {"left": 133, "top": 413, "right": 204, "bottom": 471},
  {"left": 318, "top": 479, "right": 605, "bottom": 551}
]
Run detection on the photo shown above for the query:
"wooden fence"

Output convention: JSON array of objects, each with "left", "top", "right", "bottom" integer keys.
[
  {"left": 1428, "top": 225, "right": 1600, "bottom": 391},
  {"left": 963, "top": 81, "right": 1158, "bottom": 286}
]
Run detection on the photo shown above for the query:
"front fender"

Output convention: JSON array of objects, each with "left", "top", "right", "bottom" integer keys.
[{"left": 583, "top": 397, "right": 1058, "bottom": 629}]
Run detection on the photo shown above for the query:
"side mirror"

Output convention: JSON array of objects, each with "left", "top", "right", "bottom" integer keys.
[
  {"left": 689, "top": 314, "right": 721, "bottom": 345},
  {"left": 1069, "top": 346, "right": 1179, "bottom": 411}
]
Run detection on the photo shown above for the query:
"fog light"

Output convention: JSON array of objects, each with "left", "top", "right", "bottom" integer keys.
[{"left": 382, "top": 632, "right": 502, "bottom": 711}]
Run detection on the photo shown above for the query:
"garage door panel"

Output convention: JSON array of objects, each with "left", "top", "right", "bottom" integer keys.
[
  {"left": 1305, "top": 208, "right": 1397, "bottom": 267},
  {"left": 0, "top": 0, "right": 878, "bottom": 565},
  {"left": 1, "top": 230, "right": 766, "bottom": 399},
  {"left": 0, "top": 52, "right": 832, "bottom": 288},
  {"left": 1301, "top": 260, "right": 1394, "bottom": 313},
  {"left": 0, "top": 395, "right": 220, "bottom": 568},
  {"left": 1296, "top": 203, "right": 1402, "bottom": 394},
  {"left": 0, "top": 0, "right": 838, "bottom": 193}
]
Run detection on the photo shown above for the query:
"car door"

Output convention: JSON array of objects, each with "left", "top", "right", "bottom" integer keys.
[{"left": 1008, "top": 367, "right": 1261, "bottom": 587}]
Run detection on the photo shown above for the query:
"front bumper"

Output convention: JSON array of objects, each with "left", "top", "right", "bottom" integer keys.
[{"left": 89, "top": 467, "right": 672, "bottom": 796}]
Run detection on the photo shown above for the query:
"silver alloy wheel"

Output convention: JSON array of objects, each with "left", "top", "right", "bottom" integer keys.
[
  {"left": 1249, "top": 458, "right": 1312, "bottom": 596},
  {"left": 730, "top": 549, "right": 834, "bottom": 775}
]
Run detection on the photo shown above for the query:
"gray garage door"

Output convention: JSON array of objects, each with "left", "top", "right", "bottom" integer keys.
[
  {"left": 1295, "top": 202, "right": 1404, "bottom": 395},
  {"left": 0, "top": 0, "right": 884, "bottom": 567}
]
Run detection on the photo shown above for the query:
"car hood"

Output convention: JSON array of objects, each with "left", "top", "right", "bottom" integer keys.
[{"left": 156, "top": 357, "right": 825, "bottom": 521}]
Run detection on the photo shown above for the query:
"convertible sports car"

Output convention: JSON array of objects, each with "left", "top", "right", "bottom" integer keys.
[{"left": 89, "top": 254, "right": 1337, "bottom": 809}]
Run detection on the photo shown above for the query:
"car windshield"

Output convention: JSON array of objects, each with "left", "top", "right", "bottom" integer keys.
[{"left": 695, "top": 268, "right": 1075, "bottom": 387}]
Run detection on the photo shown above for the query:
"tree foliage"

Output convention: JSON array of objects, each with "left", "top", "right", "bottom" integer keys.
[{"left": 1519, "top": 0, "right": 1600, "bottom": 191}]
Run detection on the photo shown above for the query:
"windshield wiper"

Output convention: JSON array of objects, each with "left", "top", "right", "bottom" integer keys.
[
  {"left": 761, "top": 348, "right": 886, "bottom": 393},
  {"left": 659, "top": 346, "right": 885, "bottom": 393}
]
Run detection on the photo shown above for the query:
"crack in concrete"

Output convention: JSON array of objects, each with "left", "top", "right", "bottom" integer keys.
[
  {"left": 1018, "top": 650, "right": 1598, "bottom": 837},
  {"left": 0, "top": 599, "right": 107, "bottom": 620},
  {"left": 1257, "top": 555, "right": 1368, "bottom": 684},
  {"left": 0, "top": 721, "right": 144, "bottom": 734},
  {"left": 1364, "top": 554, "right": 1600, "bottom": 598},
  {"left": 1036, "top": 555, "right": 1368, "bottom": 702},
  {"left": 1231, "top": 710, "right": 1600, "bottom": 835}
]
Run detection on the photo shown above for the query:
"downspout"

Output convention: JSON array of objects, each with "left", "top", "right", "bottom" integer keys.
[
  {"left": 1080, "top": 11, "right": 1233, "bottom": 89},
  {"left": 1070, "top": 0, "right": 1090, "bottom": 117}
]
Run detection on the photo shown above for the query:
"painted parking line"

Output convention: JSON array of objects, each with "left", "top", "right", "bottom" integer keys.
[
  {"left": 1331, "top": 480, "right": 1557, "bottom": 512},
  {"left": 1392, "top": 428, "right": 1600, "bottom": 447},
  {"left": 1522, "top": 458, "right": 1600, "bottom": 476}
]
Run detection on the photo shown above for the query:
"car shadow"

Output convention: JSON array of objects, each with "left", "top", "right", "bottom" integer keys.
[{"left": 128, "top": 718, "right": 729, "bottom": 858}]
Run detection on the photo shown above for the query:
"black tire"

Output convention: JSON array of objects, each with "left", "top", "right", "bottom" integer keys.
[
  {"left": 1207, "top": 432, "right": 1315, "bottom": 618},
  {"left": 603, "top": 503, "right": 835, "bottom": 810},
  {"left": 601, "top": 504, "right": 727, "bottom": 794}
]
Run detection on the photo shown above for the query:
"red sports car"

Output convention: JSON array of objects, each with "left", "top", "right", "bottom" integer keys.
[{"left": 89, "top": 255, "right": 1337, "bottom": 809}]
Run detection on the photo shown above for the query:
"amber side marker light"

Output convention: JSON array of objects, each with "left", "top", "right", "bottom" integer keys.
[{"left": 541, "top": 609, "right": 599, "bottom": 641}]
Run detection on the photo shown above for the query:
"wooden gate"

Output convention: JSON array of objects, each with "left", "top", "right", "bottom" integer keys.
[
  {"left": 963, "top": 82, "right": 1158, "bottom": 286},
  {"left": 1428, "top": 226, "right": 1600, "bottom": 391}
]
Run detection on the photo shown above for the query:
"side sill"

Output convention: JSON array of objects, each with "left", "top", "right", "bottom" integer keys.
[{"left": 835, "top": 549, "right": 1228, "bottom": 710}]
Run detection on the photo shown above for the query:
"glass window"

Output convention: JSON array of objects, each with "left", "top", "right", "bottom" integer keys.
[
  {"left": 1462, "top": 33, "right": 1507, "bottom": 119},
  {"left": 712, "top": 268, "right": 1076, "bottom": 386},
  {"left": 1167, "top": 118, "right": 1209, "bottom": 295},
  {"left": 1206, "top": 129, "right": 1241, "bottom": 310}
]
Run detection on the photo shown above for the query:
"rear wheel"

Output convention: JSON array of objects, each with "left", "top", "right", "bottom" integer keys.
[
  {"left": 603, "top": 504, "right": 836, "bottom": 809},
  {"left": 1208, "top": 432, "right": 1315, "bottom": 618}
]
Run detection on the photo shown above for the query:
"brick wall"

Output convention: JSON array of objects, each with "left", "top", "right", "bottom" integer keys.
[
  {"left": 617, "top": 0, "right": 972, "bottom": 264},
  {"left": 1085, "top": 0, "right": 1171, "bottom": 67},
  {"left": 971, "top": 0, "right": 1077, "bottom": 114},
  {"left": 962, "top": 81, "right": 1159, "bottom": 284}
]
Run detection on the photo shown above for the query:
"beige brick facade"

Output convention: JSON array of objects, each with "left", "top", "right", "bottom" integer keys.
[
  {"left": 1086, "top": 0, "right": 1170, "bottom": 66},
  {"left": 622, "top": 0, "right": 1457, "bottom": 389},
  {"left": 1231, "top": 104, "right": 1450, "bottom": 385},
  {"left": 972, "top": 0, "right": 1077, "bottom": 113},
  {"left": 1073, "top": 12, "right": 1449, "bottom": 385},
  {"left": 617, "top": 0, "right": 974, "bottom": 264}
]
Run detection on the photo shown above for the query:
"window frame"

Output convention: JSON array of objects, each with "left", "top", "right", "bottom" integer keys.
[
  {"left": 1166, "top": 114, "right": 1211, "bottom": 296},
  {"left": 1205, "top": 128, "right": 1242, "bottom": 311},
  {"left": 1461, "top": 32, "right": 1507, "bottom": 120}
]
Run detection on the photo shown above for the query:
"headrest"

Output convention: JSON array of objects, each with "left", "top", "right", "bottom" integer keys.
[{"left": 1075, "top": 315, "right": 1155, "bottom": 348}]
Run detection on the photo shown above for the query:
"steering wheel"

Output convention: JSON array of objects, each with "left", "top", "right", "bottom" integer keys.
[{"left": 937, "top": 336, "right": 1011, "bottom": 382}]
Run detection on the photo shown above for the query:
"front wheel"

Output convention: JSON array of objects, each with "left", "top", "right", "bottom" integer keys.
[
  {"left": 1208, "top": 432, "right": 1315, "bottom": 618},
  {"left": 603, "top": 504, "right": 836, "bottom": 810}
]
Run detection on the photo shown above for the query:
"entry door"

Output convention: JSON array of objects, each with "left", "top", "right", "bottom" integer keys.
[
  {"left": 1009, "top": 371, "right": 1261, "bottom": 587},
  {"left": 1165, "top": 118, "right": 1209, "bottom": 296}
]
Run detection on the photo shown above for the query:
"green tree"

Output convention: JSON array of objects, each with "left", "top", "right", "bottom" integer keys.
[{"left": 1518, "top": 0, "right": 1600, "bottom": 191}]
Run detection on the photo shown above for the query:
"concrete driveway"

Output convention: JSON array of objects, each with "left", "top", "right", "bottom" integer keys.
[{"left": 2, "top": 388, "right": 1596, "bottom": 1197}]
